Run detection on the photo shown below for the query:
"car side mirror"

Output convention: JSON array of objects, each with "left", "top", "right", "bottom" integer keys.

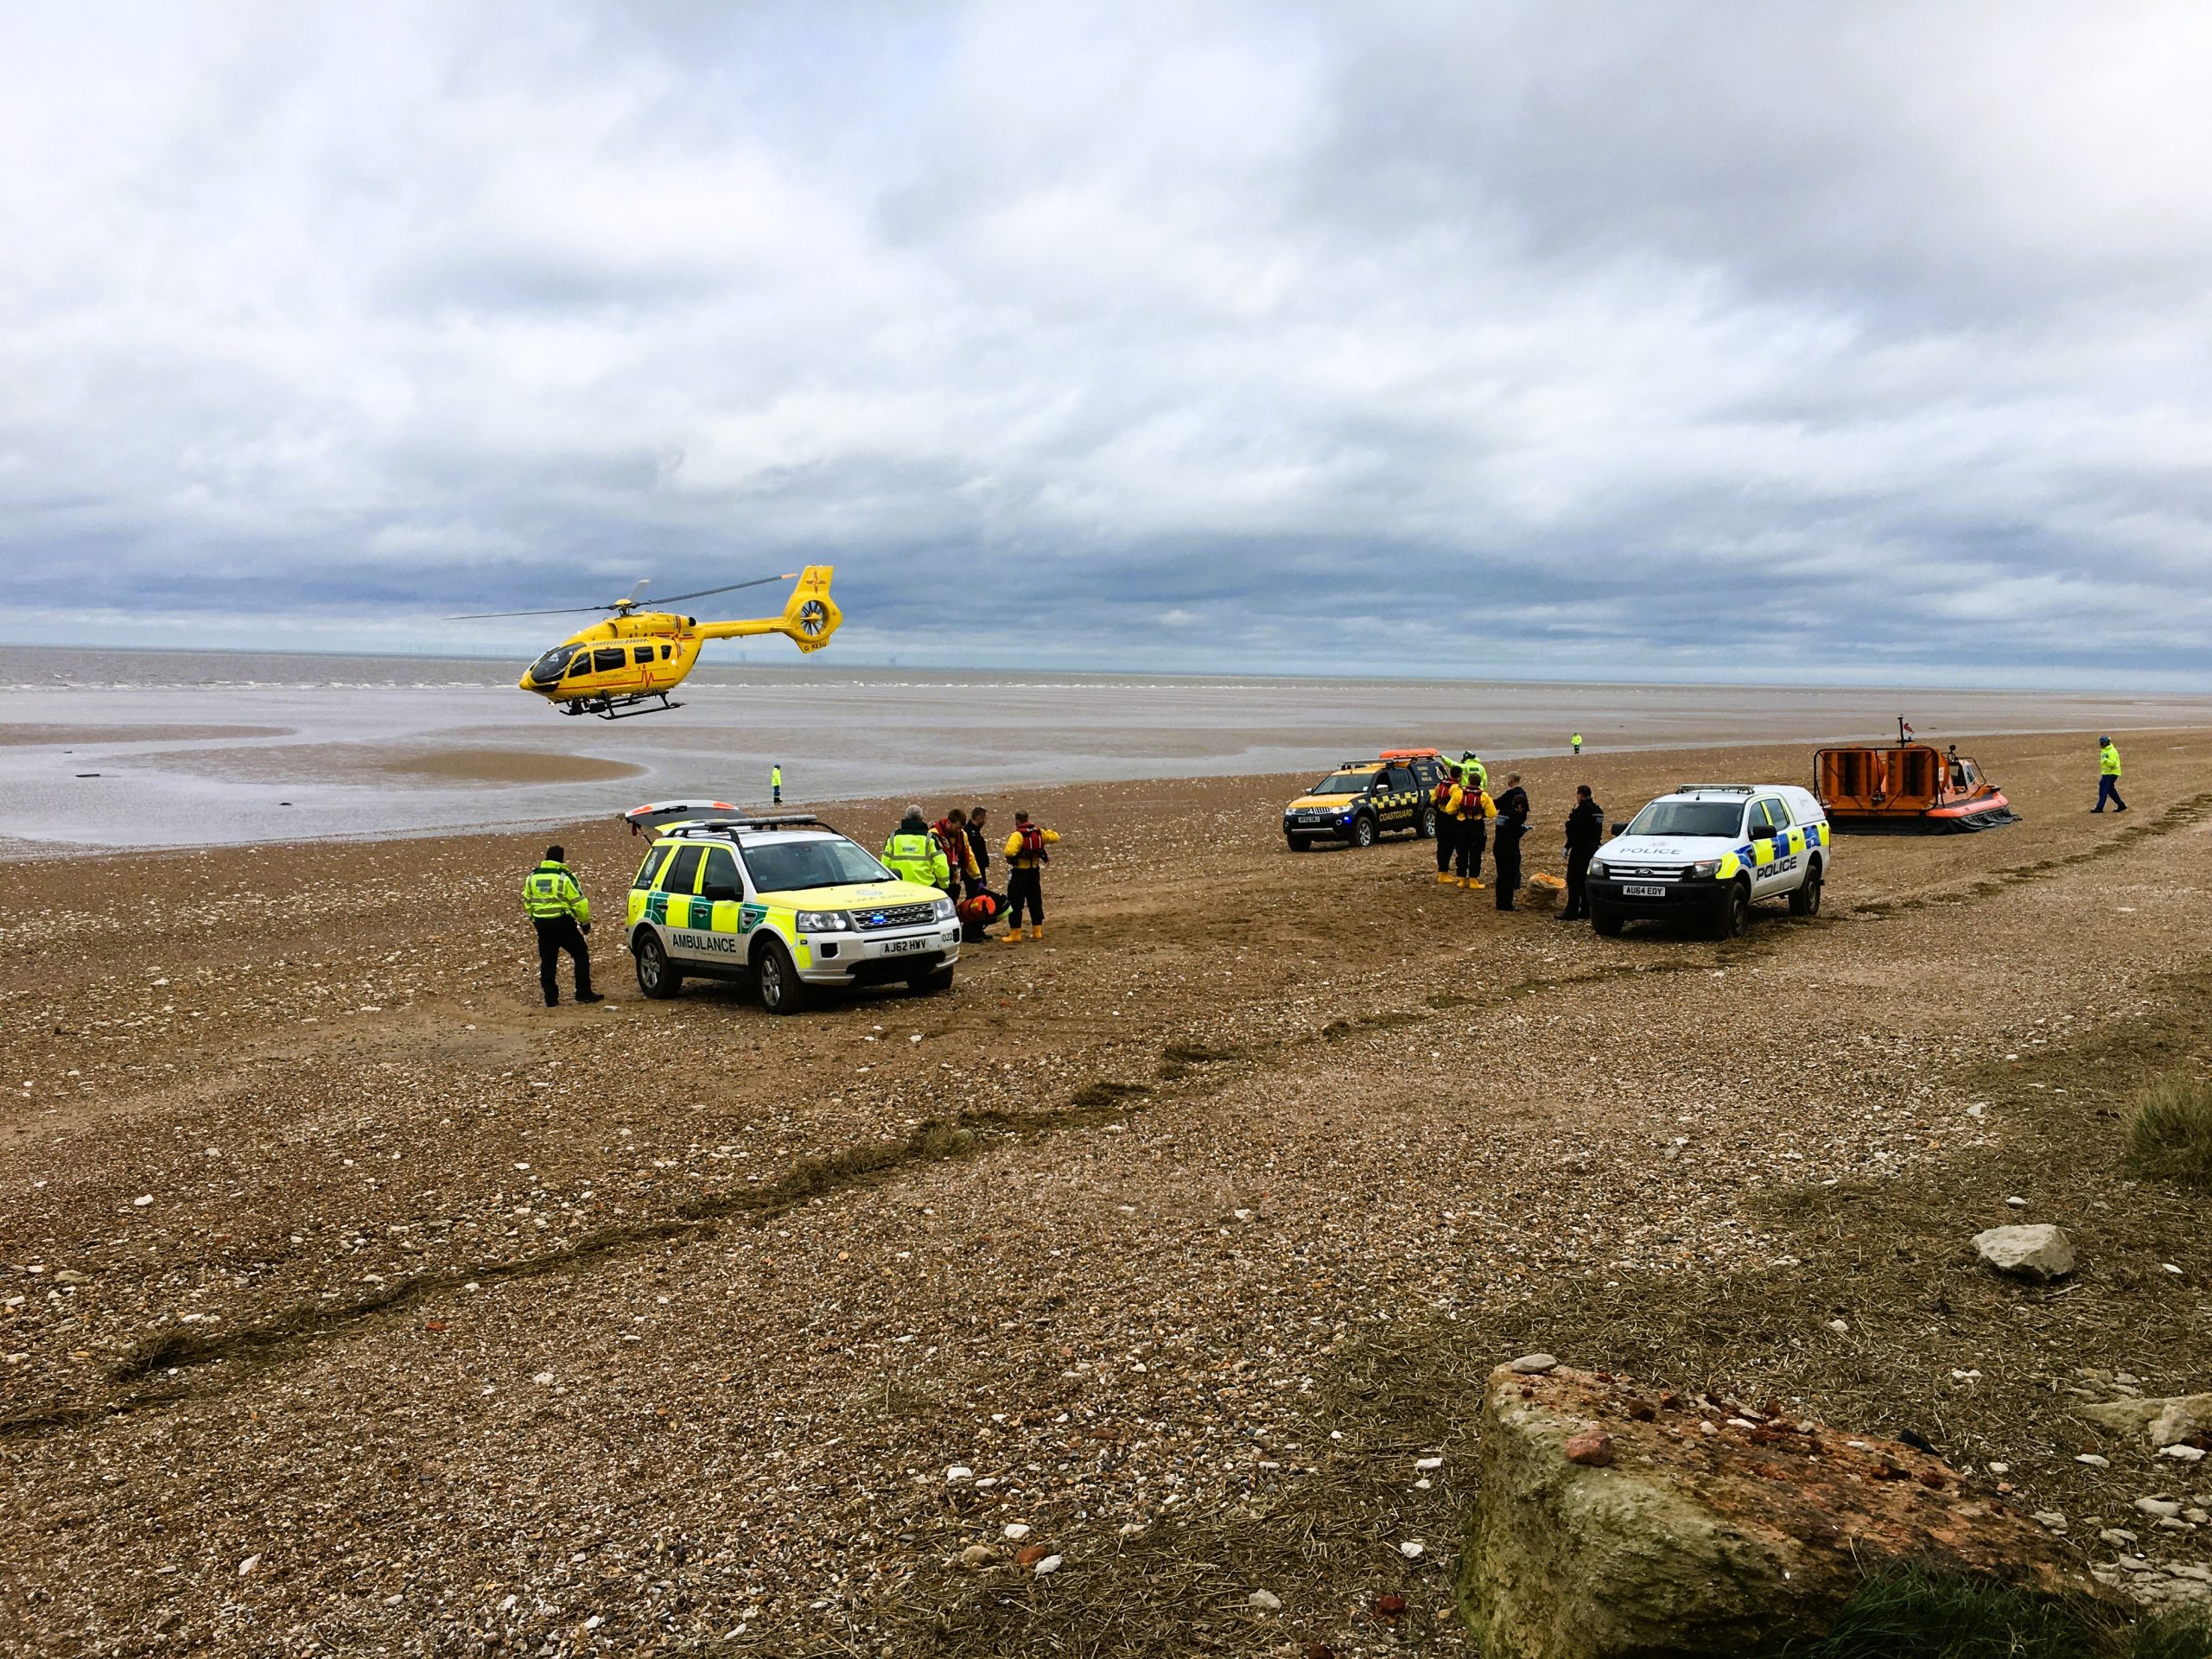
[
  {"left": 1749, "top": 823, "right": 1776, "bottom": 841},
  {"left": 1608, "top": 821, "right": 1627, "bottom": 837},
  {"left": 702, "top": 882, "right": 741, "bottom": 902}
]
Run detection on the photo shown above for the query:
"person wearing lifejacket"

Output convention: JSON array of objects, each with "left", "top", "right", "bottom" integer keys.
[
  {"left": 1433, "top": 766, "right": 1461, "bottom": 884},
  {"left": 522, "top": 845, "right": 601, "bottom": 1008},
  {"left": 1491, "top": 772, "right": 1529, "bottom": 911},
  {"left": 2094, "top": 737, "right": 2126, "bottom": 814},
  {"left": 771, "top": 763, "right": 783, "bottom": 806},
  {"left": 882, "top": 805, "right": 950, "bottom": 888},
  {"left": 1001, "top": 810, "right": 1060, "bottom": 941},
  {"left": 933, "top": 808, "right": 982, "bottom": 893},
  {"left": 957, "top": 887, "right": 1006, "bottom": 944},
  {"left": 1452, "top": 768, "right": 1497, "bottom": 891},
  {"left": 1560, "top": 785, "right": 1605, "bottom": 923}
]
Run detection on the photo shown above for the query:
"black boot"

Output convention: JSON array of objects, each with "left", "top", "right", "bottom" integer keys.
[{"left": 576, "top": 989, "right": 604, "bottom": 1004}]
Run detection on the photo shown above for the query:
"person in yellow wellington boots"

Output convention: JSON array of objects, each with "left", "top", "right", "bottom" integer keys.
[
  {"left": 1451, "top": 766, "right": 1496, "bottom": 889},
  {"left": 1433, "top": 766, "right": 1463, "bottom": 883},
  {"left": 1001, "top": 810, "right": 1060, "bottom": 940}
]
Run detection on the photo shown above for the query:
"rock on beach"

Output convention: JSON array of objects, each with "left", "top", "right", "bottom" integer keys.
[
  {"left": 1972, "top": 1224, "right": 2075, "bottom": 1282},
  {"left": 1463, "top": 1363, "right": 2110, "bottom": 1659}
]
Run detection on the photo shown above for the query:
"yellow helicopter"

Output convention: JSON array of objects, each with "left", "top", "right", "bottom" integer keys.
[{"left": 454, "top": 566, "right": 841, "bottom": 719}]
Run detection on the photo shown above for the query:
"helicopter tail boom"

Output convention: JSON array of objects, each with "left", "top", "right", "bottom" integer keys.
[{"left": 693, "top": 564, "right": 841, "bottom": 653}]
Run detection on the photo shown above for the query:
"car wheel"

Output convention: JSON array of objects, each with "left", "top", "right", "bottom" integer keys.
[
  {"left": 633, "top": 931, "right": 683, "bottom": 1000},
  {"left": 1416, "top": 805, "right": 1438, "bottom": 840},
  {"left": 1715, "top": 880, "right": 1752, "bottom": 939},
  {"left": 1351, "top": 815, "right": 1377, "bottom": 849},
  {"left": 1789, "top": 860, "right": 1823, "bottom": 916},
  {"left": 1287, "top": 835, "right": 1310, "bottom": 853},
  {"left": 1591, "top": 906, "right": 1624, "bottom": 937},
  {"left": 907, "top": 964, "right": 954, "bottom": 995},
  {"left": 755, "top": 938, "right": 808, "bottom": 1015}
]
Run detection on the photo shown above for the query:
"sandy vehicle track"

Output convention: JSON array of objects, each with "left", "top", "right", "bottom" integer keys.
[{"left": 3, "top": 729, "right": 2209, "bottom": 1656}]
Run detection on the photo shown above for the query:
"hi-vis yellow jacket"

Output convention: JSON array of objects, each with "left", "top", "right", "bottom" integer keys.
[
  {"left": 522, "top": 861, "right": 590, "bottom": 924},
  {"left": 2100, "top": 742, "right": 2123, "bottom": 777},
  {"left": 883, "top": 830, "right": 951, "bottom": 888}
]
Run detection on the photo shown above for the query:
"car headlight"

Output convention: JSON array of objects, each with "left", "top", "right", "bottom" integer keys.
[
  {"left": 933, "top": 897, "right": 957, "bottom": 921},
  {"left": 1588, "top": 858, "right": 1609, "bottom": 876},
  {"left": 1688, "top": 858, "right": 1722, "bottom": 879},
  {"left": 796, "top": 910, "right": 851, "bottom": 932}
]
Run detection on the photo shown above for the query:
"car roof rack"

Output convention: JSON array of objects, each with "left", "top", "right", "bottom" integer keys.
[
  {"left": 665, "top": 814, "right": 830, "bottom": 837},
  {"left": 1675, "top": 783, "right": 1758, "bottom": 795}
]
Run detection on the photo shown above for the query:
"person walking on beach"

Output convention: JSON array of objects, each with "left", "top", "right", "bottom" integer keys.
[
  {"left": 1452, "top": 766, "right": 1496, "bottom": 890},
  {"left": 1002, "top": 810, "right": 1060, "bottom": 941},
  {"left": 770, "top": 763, "right": 783, "bottom": 806},
  {"left": 964, "top": 805, "right": 992, "bottom": 897},
  {"left": 882, "top": 805, "right": 950, "bottom": 888},
  {"left": 934, "top": 807, "right": 981, "bottom": 893},
  {"left": 522, "top": 845, "right": 601, "bottom": 1007},
  {"left": 2094, "top": 737, "right": 2127, "bottom": 813},
  {"left": 1561, "top": 785, "right": 1605, "bottom": 922},
  {"left": 1571, "top": 732, "right": 1583, "bottom": 757},
  {"left": 1491, "top": 773, "right": 1529, "bottom": 910}
]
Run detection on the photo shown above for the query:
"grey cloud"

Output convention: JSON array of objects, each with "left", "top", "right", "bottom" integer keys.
[{"left": 1, "top": 0, "right": 2207, "bottom": 686}]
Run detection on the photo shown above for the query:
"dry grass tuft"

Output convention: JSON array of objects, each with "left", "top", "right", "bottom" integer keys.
[
  {"left": 2126, "top": 1075, "right": 2212, "bottom": 1189},
  {"left": 1774, "top": 1565, "right": 2209, "bottom": 1659}
]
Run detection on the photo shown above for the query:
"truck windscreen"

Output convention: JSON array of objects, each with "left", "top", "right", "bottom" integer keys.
[{"left": 1627, "top": 801, "right": 1745, "bottom": 838}]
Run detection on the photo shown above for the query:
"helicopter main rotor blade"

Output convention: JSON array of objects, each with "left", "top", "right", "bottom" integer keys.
[
  {"left": 652, "top": 572, "right": 797, "bottom": 607},
  {"left": 443, "top": 602, "right": 626, "bottom": 620}
]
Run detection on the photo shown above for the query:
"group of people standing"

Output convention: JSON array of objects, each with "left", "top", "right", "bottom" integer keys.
[
  {"left": 1429, "top": 755, "right": 1608, "bottom": 922},
  {"left": 880, "top": 804, "right": 1060, "bottom": 942}
]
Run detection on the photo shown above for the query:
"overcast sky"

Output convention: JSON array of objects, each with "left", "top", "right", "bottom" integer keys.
[{"left": 3, "top": 1, "right": 2209, "bottom": 684}]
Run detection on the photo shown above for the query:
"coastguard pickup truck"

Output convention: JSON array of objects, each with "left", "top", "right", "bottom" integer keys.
[
  {"left": 1584, "top": 784, "right": 1830, "bottom": 938},
  {"left": 1282, "top": 751, "right": 1447, "bottom": 851}
]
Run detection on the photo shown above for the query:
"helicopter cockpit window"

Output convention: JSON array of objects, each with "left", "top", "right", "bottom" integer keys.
[
  {"left": 530, "top": 645, "right": 579, "bottom": 683},
  {"left": 592, "top": 646, "right": 626, "bottom": 673},
  {"left": 564, "top": 654, "right": 592, "bottom": 679}
]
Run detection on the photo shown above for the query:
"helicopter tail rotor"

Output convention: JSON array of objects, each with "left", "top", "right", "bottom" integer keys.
[{"left": 778, "top": 565, "right": 841, "bottom": 652}]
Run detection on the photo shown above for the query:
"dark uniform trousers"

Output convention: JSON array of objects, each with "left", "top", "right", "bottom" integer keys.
[
  {"left": 1434, "top": 812, "right": 1457, "bottom": 874},
  {"left": 1492, "top": 827, "right": 1523, "bottom": 909},
  {"left": 1563, "top": 847, "right": 1596, "bottom": 918},
  {"left": 1007, "top": 868, "right": 1045, "bottom": 928},
  {"left": 535, "top": 917, "right": 592, "bottom": 1005},
  {"left": 1454, "top": 820, "right": 1486, "bottom": 881}
]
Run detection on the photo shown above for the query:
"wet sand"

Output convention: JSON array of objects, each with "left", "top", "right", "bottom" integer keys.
[
  {"left": 2, "top": 728, "right": 2209, "bottom": 1654},
  {"left": 6, "top": 649, "right": 2211, "bottom": 853}
]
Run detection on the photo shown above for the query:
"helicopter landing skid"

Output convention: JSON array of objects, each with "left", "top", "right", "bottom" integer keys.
[{"left": 563, "top": 692, "right": 685, "bottom": 720}]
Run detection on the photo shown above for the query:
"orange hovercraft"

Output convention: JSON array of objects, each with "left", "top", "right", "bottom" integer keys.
[{"left": 1814, "top": 718, "right": 2018, "bottom": 834}]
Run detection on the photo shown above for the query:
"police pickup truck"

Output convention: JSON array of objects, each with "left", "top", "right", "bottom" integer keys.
[{"left": 1585, "top": 784, "right": 1830, "bottom": 938}]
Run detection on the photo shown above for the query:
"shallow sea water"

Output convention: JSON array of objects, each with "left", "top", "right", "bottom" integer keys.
[{"left": 3, "top": 646, "right": 2203, "bottom": 851}]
